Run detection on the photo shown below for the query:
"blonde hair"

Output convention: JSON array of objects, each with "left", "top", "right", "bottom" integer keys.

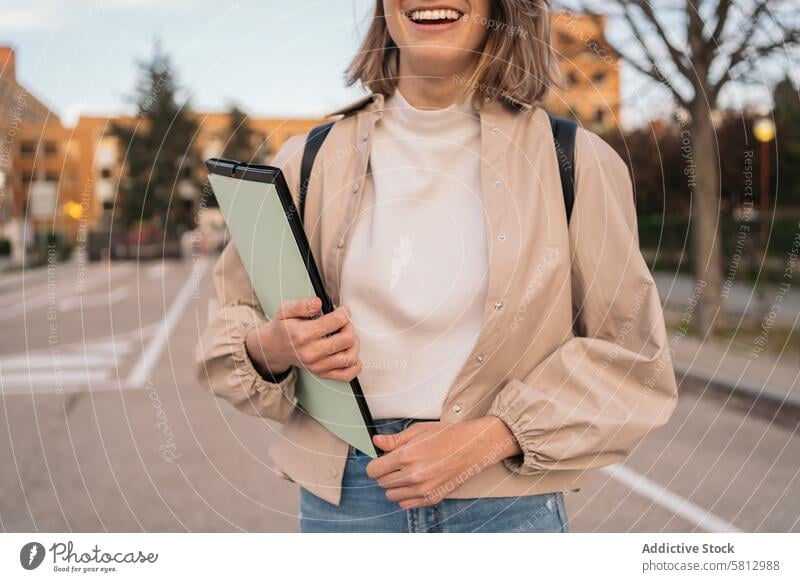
[{"left": 345, "top": 0, "right": 558, "bottom": 108}]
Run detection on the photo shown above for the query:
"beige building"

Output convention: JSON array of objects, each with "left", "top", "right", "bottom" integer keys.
[
  {"left": 0, "top": 46, "right": 65, "bottom": 261},
  {"left": 70, "top": 114, "right": 321, "bottom": 233},
  {"left": 548, "top": 11, "right": 621, "bottom": 129}
]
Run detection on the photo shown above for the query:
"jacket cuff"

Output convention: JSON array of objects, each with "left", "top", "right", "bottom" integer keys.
[
  {"left": 228, "top": 317, "right": 298, "bottom": 397},
  {"left": 486, "top": 403, "right": 537, "bottom": 474}
]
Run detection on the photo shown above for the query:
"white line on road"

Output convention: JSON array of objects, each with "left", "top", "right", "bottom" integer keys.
[
  {"left": 147, "top": 264, "right": 164, "bottom": 280},
  {"left": 126, "top": 259, "right": 209, "bottom": 388},
  {"left": 601, "top": 463, "right": 743, "bottom": 533},
  {"left": 0, "top": 263, "right": 134, "bottom": 318},
  {"left": 57, "top": 286, "right": 129, "bottom": 311},
  {"left": 0, "top": 354, "right": 114, "bottom": 369},
  {"left": 1, "top": 370, "right": 112, "bottom": 385}
]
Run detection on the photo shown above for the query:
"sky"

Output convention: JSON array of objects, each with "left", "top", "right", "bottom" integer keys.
[{"left": 1, "top": 0, "right": 787, "bottom": 128}]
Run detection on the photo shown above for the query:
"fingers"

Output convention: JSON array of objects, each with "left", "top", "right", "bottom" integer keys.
[
  {"left": 311, "top": 321, "right": 358, "bottom": 359},
  {"left": 297, "top": 323, "right": 359, "bottom": 369},
  {"left": 313, "top": 307, "right": 351, "bottom": 337},
  {"left": 365, "top": 453, "right": 404, "bottom": 480},
  {"left": 317, "top": 361, "right": 363, "bottom": 382},
  {"left": 372, "top": 423, "right": 422, "bottom": 452},
  {"left": 309, "top": 343, "right": 360, "bottom": 374},
  {"left": 275, "top": 296, "right": 321, "bottom": 320},
  {"left": 384, "top": 486, "right": 424, "bottom": 503},
  {"left": 398, "top": 498, "right": 434, "bottom": 509},
  {"left": 376, "top": 470, "right": 412, "bottom": 488}
]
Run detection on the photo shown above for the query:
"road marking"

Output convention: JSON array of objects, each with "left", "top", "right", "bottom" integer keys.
[
  {"left": 0, "top": 354, "right": 112, "bottom": 368},
  {"left": 126, "top": 259, "right": 209, "bottom": 388},
  {"left": 602, "top": 463, "right": 743, "bottom": 533},
  {"left": 0, "top": 263, "right": 133, "bottom": 318},
  {"left": 57, "top": 286, "right": 128, "bottom": 311},
  {"left": 0, "top": 326, "right": 147, "bottom": 395},
  {"left": 147, "top": 264, "right": 164, "bottom": 280},
  {"left": 1, "top": 370, "right": 112, "bottom": 384}
]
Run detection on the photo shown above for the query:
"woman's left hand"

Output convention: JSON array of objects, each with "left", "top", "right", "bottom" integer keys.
[{"left": 365, "top": 416, "right": 522, "bottom": 508}]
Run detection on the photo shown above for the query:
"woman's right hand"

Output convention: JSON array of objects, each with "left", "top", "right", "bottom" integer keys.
[{"left": 245, "top": 296, "right": 362, "bottom": 382}]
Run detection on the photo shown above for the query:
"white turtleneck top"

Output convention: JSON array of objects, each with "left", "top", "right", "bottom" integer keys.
[{"left": 339, "top": 89, "right": 489, "bottom": 420}]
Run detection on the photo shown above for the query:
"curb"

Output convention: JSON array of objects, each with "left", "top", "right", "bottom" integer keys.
[{"left": 674, "top": 363, "right": 800, "bottom": 416}]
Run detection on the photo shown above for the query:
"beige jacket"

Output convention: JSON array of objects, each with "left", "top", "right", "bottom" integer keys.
[{"left": 193, "top": 92, "right": 678, "bottom": 506}]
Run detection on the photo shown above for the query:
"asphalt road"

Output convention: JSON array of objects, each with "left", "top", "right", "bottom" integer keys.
[{"left": 0, "top": 257, "right": 798, "bottom": 532}]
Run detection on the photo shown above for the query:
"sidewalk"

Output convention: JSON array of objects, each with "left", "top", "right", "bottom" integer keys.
[
  {"left": 654, "top": 272, "right": 800, "bottom": 327},
  {"left": 654, "top": 272, "right": 800, "bottom": 410},
  {"left": 670, "top": 334, "right": 800, "bottom": 409}
]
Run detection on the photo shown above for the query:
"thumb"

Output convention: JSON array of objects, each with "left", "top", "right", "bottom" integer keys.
[{"left": 372, "top": 426, "right": 418, "bottom": 452}]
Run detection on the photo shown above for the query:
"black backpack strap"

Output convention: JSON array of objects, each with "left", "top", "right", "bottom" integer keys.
[
  {"left": 548, "top": 114, "right": 578, "bottom": 223},
  {"left": 299, "top": 121, "right": 335, "bottom": 223}
]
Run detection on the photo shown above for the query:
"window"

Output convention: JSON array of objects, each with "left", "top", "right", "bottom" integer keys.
[
  {"left": 44, "top": 141, "right": 58, "bottom": 156},
  {"left": 100, "top": 167, "right": 112, "bottom": 179},
  {"left": 556, "top": 32, "right": 573, "bottom": 47},
  {"left": 591, "top": 71, "right": 607, "bottom": 85},
  {"left": 20, "top": 141, "right": 36, "bottom": 156},
  {"left": 594, "top": 109, "right": 606, "bottom": 124},
  {"left": 566, "top": 72, "right": 578, "bottom": 87}
]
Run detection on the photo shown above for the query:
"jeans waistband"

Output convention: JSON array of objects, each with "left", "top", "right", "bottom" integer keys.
[{"left": 370, "top": 417, "right": 431, "bottom": 435}]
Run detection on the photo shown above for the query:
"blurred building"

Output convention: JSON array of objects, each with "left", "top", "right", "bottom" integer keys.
[
  {"left": 0, "top": 46, "right": 66, "bottom": 262},
  {"left": 548, "top": 11, "right": 621, "bottom": 130},
  {"left": 70, "top": 114, "right": 320, "bottom": 234}
]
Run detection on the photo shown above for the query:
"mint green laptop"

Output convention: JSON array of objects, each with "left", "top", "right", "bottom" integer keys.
[{"left": 205, "top": 158, "right": 379, "bottom": 458}]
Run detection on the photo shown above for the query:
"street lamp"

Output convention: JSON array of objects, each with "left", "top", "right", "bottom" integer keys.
[{"left": 753, "top": 117, "right": 775, "bottom": 258}]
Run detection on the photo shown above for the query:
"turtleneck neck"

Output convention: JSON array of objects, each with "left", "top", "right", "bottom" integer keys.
[{"left": 383, "top": 88, "right": 478, "bottom": 134}]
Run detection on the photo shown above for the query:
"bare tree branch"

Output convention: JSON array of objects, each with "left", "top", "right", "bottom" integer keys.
[
  {"left": 712, "top": 2, "right": 800, "bottom": 97},
  {"left": 629, "top": 0, "right": 694, "bottom": 78},
  {"left": 709, "top": 0, "right": 732, "bottom": 45},
  {"left": 723, "top": 1, "right": 768, "bottom": 66},
  {"left": 583, "top": 4, "right": 692, "bottom": 107}
]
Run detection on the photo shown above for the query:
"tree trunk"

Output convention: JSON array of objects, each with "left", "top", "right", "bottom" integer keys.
[{"left": 688, "top": 100, "right": 726, "bottom": 335}]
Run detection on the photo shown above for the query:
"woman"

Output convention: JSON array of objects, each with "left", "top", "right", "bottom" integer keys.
[{"left": 194, "top": 0, "right": 678, "bottom": 533}]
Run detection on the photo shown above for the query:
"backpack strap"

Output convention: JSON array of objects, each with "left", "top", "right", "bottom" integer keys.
[
  {"left": 548, "top": 114, "right": 578, "bottom": 223},
  {"left": 299, "top": 121, "right": 335, "bottom": 223}
]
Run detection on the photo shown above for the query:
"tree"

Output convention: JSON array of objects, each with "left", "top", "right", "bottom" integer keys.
[
  {"left": 774, "top": 76, "right": 800, "bottom": 207},
  {"left": 111, "top": 44, "right": 199, "bottom": 236},
  {"left": 567, "top": 0, "right": 799, "bottom": 334},
  {"left": 222, "top": 104, "right": 256, "bottom": 163}
]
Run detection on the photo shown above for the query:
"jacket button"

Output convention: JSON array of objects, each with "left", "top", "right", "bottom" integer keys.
[
  {"left": 328, "top": 466, "right": 339, "bottom": 478},
  {"left": 452, "top": 404, "right": 462, "bottom": 414},
  {"left": 337, "top": 238, "right": 345, "bottom": 248},
  {"left": 352, "top": 183, "right": 359, "bottom": 193},
  {"left": 494, "top": 300, "right": 504, "bottom": 311},
  {"left": 493, "top": 179, "right": 501, "bottom": 188},
  {"left": 475, "top": 354, "right": 485, "bottom": 363},
  {"left": 497, "top": 233, "right": 506, "bottom": 241},
  {"left": 491, "top": 126, "right": 499, "bottom": 134}
]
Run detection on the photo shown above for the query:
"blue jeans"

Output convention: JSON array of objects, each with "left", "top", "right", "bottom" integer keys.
[{"left": 300, "top": 418, "right": 570, "bottom": 533}]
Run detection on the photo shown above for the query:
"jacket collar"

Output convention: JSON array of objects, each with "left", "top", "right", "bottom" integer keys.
[{"left": 325, "top": 90, "right": 533, "bottom": 119}]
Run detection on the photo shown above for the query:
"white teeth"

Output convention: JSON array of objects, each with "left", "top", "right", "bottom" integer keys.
[{"left": 408, "top": 8, "right": 463, "bottom": 22}]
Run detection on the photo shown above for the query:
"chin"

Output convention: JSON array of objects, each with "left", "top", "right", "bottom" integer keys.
[{"left": 401, "top": 45, "right": 473, "bottom": 76}]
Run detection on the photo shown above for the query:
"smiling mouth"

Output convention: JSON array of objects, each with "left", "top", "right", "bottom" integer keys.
[{"left": 405, "top": 8, "right": 465, "bottom": 25}]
